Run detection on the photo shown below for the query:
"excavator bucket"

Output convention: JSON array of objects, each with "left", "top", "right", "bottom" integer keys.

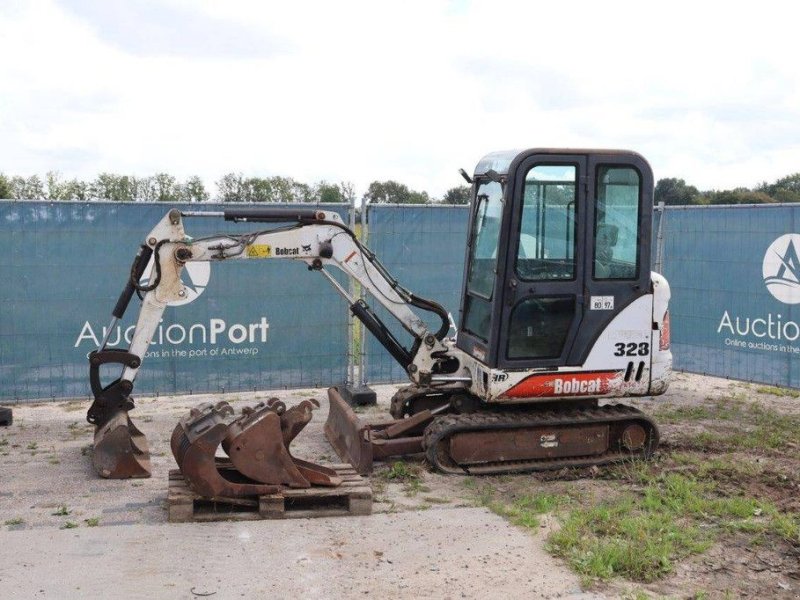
[
  {"left": 87, "top": 350, "right": 152, "bottom": 479},
  {"left": 171, "top": 398, "right": 340, "bottom": 499},
  {"left": 92, "top": 411, "right": 151, "bottom": 479}
]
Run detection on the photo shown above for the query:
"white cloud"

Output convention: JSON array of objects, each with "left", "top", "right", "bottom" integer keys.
[{"left": 1, "top": 0, "right": 799, "bottom": 197}]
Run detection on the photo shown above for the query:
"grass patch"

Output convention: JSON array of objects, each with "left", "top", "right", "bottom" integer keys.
[
  {"left": 60, "top": 521, "right": 78, "bottom": 529},
  {"left": 381, "top": 461, "right": 418, "bottom": 482},
  {"left": 658, "top": 397, "right": 800, "bottom": 455},
  {"left": 546, "top": 472, "right": 790, "bottom": 582},
  {"left": 27, "top": 442, "right": 38, "bottom": 450},
  {"left": 488, "top": 493, "right": 568, "bottom": 529},
  {"left": 4, "top": 518, "right": 24, "bottom": 526},
  {"left": 52, "top": 504, "right": 70, "bottom": 516},
  {"left": 756, "top": 385, "right": 800, "bottom": 398},
  {"left": 84, "top": 517, "right": 100, "bottom": 527}
]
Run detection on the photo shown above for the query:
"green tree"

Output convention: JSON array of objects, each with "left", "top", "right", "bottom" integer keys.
[
  {"left": 443, "top": 185, "right": 471, "bottom": 205},
  {"left": 654, "top": 178, "right": 700, "bottom": 205},
  {"left": 0, "top": 174, "right": 13, "bottom": 199},
  {"left": 11, "top": 175, "right": 45, "bottom": 199},
  {"left": 364, "top": 180, "right": 427, "bottom": 204},
  {"left": 91, "top": 173, "right": 136, "bottom": 201},
  {"left": 315, "top": 181, "right": 343, "bottom": 203},
  {"left": 758, "top": 173, "right": 800, "bottom": 203},
  {"left": 217, "top": 173, "right": 246, "bottom": 202},
  {"left": 179, "top": 176, "right": 209, "bottom": 202},
  {"left": 704, "top": 188, "right": 775, "bottom": 205}
]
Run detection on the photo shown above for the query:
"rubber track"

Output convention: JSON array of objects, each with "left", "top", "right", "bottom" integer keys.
[{"left": 423, "top": 404, "right": 659, "bottom": 475}]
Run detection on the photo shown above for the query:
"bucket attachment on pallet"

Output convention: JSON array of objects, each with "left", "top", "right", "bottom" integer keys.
[
  {"left": 324, "top": 386, "right": 430, "bottom": 475},
  {"left": 171, "top": 398, "right": 341, "bottom": 498},
  {"left": 87, "top": 349, "right": 151, "bottom": 479}
]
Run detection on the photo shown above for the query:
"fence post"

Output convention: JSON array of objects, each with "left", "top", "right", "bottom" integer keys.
[
  {"left": 336, "top": 198, "right": 377, "bottom": 407},
  {"left": 346, "top": 194, "right": 356, "bottom": 387},
  {"left": 654, "top": 201, "right": 666, "bottom": 274}
]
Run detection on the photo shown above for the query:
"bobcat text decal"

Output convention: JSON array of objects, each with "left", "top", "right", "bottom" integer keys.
[{"left": 501, "top": 371, "right": 620, "bottom": 398}]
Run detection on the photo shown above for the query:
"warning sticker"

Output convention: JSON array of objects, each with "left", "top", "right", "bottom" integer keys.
[{"left": 246, "top": 244, "right": 272, "bottom": 258}]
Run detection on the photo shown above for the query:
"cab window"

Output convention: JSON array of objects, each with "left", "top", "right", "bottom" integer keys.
[
  {"left": 463, "top": 180, "right": 503, "bottom": 340},
  {"left": 594, "top": 167, "right": 640, "bottom": 279},
  {"left": 516, "top": 165, "right": 577, "bottom": 281}
]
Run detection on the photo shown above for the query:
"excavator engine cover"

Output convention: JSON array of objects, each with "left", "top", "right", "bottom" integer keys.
[{"left": 171, "top": 399, "right": 341, "bottom": 498}]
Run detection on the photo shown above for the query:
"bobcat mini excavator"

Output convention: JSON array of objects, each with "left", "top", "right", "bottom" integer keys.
[{"left": 87, "top": 148, "right": 671, "bottom": 484}]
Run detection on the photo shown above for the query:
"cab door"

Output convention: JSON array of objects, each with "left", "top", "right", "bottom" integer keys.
[{"left": 497, "top": 154, "right": 587, "bottom": 369}]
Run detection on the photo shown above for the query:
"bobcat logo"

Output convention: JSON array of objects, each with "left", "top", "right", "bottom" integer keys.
[
  {"left": 763, "top": 234, "right": 800, "bottom": 304},
  {"left": 302, "top": 244, "right": 312, "bottom": 253}
]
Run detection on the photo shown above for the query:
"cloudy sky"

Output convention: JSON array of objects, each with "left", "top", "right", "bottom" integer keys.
[{"left": 1, "top": 0, "right": 798, "bottom": 198}]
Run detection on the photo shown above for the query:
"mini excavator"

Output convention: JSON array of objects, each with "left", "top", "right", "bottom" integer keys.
[{"left": 87, "top": 148, "right": 671, "bottom": 486}]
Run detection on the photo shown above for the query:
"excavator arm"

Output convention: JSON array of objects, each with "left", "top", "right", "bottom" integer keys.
[{"left": 87, "top": 207, "right": 465, "bottom": 479}]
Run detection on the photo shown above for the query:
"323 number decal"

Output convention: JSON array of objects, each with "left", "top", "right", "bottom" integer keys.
[{"left": 614, "top": 342, "right": 649, "bottom": 357}]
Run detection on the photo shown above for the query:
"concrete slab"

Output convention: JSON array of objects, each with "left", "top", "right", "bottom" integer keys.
[{"left": 0, "top": 508, "right": 590, "bottom": 599}]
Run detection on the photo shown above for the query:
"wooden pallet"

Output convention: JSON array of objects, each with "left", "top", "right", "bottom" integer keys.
[{"left": 167, "top": 464, "right": 372, "bottom": 523}]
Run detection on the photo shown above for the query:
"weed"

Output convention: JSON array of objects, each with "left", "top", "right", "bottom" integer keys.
[
  {"left": 0, "top": 438, "right": 7, "bottom": 447},
  {"left": 756, "top": 385, "right": 800, "bottom": 398},
  {"left": 422, "top": 496, "right": 450, "bottom": 505},
  {"left": 60, "top": 521, "right": 78, "bottom": 529},
  {"left": 402, "top": 478, "right": 431, "bottom": 497},
  {"left": 52, "top": 505, "right": 70, "bottom": 516},
  {"left": 383, "top": 461, "right": 418, "bottom": 481},
  {"left": 27, "top": 442, "right": 38, "bottom": 450},
  {"left": 461, "top": 477, "right": 477, "bottom": 489},
  {"left": 487, "top": 492, "right": 568, "bottom": 530},
  {"left": 84, "top": 517, "right": 100, "bottom": 527},
  {"left": 547, "top": 472, "right": 791, "bottom": 583},
  {"left": 4, "top": 518, "right": 24, "bottom": 526}
]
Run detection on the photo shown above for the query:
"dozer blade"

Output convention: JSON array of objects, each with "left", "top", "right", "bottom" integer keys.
[
  {"left": 93, "top": 411, "right": 151, "bottom": 479},
  {"left": 171, "top": 402, "right": 281, "bottom": 498},
  {"left": 324, "top": 387, "right": 426, "bottom": 475}
]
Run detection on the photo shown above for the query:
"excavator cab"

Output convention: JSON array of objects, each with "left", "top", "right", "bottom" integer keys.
[{"left": 458, "top": 149, "right": 653, "bottom": 370}]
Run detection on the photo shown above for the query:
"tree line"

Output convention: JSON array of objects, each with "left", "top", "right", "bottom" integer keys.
[
  {"left": 5, "top": 168, "right": 796, "bottom": 205},
  {"left": 655, "top": 173, "right": 800, "bottom": 205},
  {"left": 0, "top": 171, "right": 472, "bottom": 205}
]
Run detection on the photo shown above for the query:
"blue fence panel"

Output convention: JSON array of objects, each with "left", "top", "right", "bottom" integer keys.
[
  {"left": 364, "top": 205, "right": 469, "bottom": 383},
  {"left": 660, "top": 204, "right": 800, "bottom": 388},
  {"left": 0, "top": 201, "right": 350, "bottom": 401},
  {"left": 363, "top": 202, "right": 800, "bottom": 390}
]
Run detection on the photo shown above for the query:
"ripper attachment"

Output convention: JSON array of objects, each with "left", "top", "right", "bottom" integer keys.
[{"left": 171, "top": 399, "right": 341, "bottom": 498}]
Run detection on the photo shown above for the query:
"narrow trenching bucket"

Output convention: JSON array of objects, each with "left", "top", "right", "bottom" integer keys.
[{"left": 92, "top": 411, "right": 151, "bottom": 479}]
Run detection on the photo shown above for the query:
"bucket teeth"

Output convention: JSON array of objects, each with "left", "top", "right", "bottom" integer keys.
[
  {"left": 171, "top": 398, "right": 340, "bottom": 499},
  {"left": 92, "top": 411, "right": 151, "bottom": 479}
]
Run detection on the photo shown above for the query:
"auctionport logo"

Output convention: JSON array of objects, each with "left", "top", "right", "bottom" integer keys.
[
  {"left": 141, "top": 259, "right": 210, "bottom": 306},
  {"left": 763, "top": 234, "right": 800, "bottom": 305}
]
